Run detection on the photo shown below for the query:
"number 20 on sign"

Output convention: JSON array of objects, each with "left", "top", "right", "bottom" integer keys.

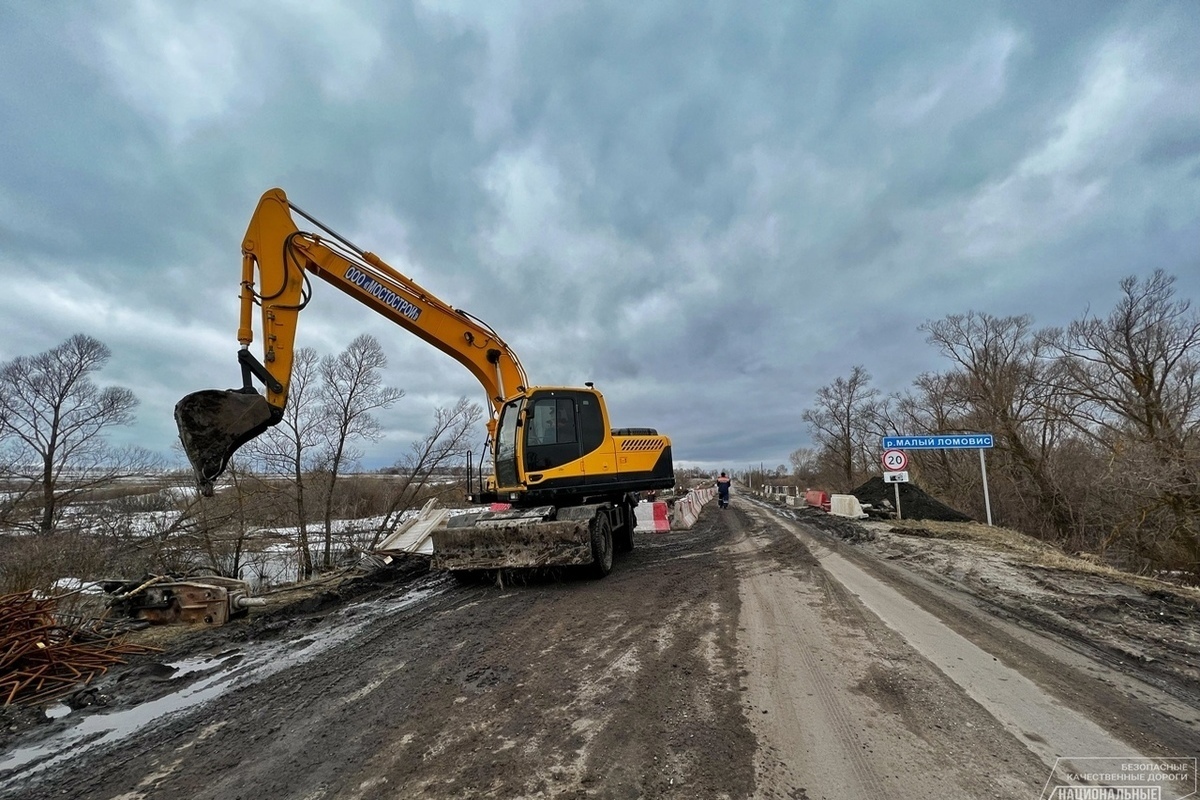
[{"left": 882, "top": 449, "right": 908, "bottom": 471}]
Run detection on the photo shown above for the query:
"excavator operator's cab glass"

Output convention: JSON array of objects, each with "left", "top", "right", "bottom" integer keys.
[
  {"left": 523, "top": 390, "right": 602, "bottom": 472},
  {"left": 578, "top": 394, "right": 604, "bottom": 453},
  {"left": 494, "top": 399, "right": 522, "bottom": 489},
  {"left": 528, "top": 399, "right": 576, "bottom": 446}
]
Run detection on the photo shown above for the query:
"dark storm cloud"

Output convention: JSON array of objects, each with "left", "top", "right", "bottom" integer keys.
[{"left": 0, "top": 0, "right": 1197, "bottom": 471}]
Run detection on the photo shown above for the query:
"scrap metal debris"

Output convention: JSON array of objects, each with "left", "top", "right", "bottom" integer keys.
[
  {"left": 104, "top": 575, "right": 267, "bottom": 626},
  {"left": 0, "top": 590, "right": 161, "bottom": 707}
]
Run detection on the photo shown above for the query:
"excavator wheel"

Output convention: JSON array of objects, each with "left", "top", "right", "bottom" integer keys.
[{"left": 589, "top": 513, "right": 613, "bottom": 578}]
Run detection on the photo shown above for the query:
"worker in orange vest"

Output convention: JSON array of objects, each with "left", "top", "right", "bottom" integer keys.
[{"left": 716, "top": 472, "right": 731, "bottom": 509}]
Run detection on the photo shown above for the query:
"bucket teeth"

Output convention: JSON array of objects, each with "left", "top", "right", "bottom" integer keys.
[{"left": 174, "top": 390, "right": 275, "bottom": 496}]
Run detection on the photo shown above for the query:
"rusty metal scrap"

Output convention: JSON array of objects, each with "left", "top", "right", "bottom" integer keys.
[
  {"left": 0, "top": 590, "right": 160, "bottom": 707},
  {"left": 106, "top": 575, "right": 266, "bottom": 626}
]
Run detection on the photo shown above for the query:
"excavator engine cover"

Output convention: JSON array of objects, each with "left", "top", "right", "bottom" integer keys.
[{"left": 175, "top": 389, "right": 275, "bottom": 496}]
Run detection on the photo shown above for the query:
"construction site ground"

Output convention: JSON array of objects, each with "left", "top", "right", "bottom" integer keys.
[{"left": 2, "top": 496, "right": 1198, "bottom": 799}]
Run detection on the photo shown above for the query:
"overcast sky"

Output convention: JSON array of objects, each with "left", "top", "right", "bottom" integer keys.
[{"left": 2, "top": 1, "right": 1198, "bottom": 474}]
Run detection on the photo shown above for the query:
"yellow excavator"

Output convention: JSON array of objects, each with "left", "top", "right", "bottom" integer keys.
[{"left": 174, "top": 188, "right": 674, "bottom": 578}]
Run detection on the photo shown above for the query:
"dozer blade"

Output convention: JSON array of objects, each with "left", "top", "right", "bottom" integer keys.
[
  {"left": 431, "top": 509, "right": 592, "bottom": 571},
  {"left": 174, "top": 389, "right": 275, "bottom": 497}
]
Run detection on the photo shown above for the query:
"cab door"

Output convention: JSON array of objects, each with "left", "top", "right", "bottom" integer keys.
[
  {"left": 577, "top": 391, "right": 616, "bottom": 478},
  {"left": 523, "top": 393, "right": 583, "bottom": 473}
]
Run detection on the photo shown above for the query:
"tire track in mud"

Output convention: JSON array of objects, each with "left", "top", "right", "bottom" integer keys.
[
  {"left": 725, "top": 510, "right": 880, "bottom": 797},
  {"left": 10, "top": 497, "right": 1124, "bottom": 800},
  {"left": 733, "top": 499, "right": 1048, "bottom": 799},
  {"left": 6, "top": 519, "right": 757, "bottom": 800}
]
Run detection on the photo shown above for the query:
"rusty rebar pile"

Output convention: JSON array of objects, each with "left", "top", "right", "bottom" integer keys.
[{"left": 0, "top": 590, "right": 159, "bottom": 706}]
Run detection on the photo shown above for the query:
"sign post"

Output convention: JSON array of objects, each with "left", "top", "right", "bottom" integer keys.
[
  {"left": 979, "top": 449, "right": 992, "bottom": 527},
  {"left": 881, "top": 450, "right": 909, "bottom": 518},
  {"left": 880, "top": 434, "right": 995, "bottom": 526}
]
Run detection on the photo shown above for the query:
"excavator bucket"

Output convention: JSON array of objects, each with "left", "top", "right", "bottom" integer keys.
[{"left": 174, "top": 389, "right": 275, "bottom": 497}]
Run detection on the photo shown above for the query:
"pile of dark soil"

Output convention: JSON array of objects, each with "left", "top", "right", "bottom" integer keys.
[{"left": 851, "top": 477, "right": 972, "bottom": 522}]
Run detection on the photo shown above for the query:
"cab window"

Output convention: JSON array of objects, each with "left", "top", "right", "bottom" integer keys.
[
  {"left": 527, "top": 398, "right": 576, "bottom": 446},
  {"left": 524, "top": 395, "right": 582, "bottom": 471}
]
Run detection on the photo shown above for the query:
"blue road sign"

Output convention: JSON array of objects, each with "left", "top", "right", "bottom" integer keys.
[{"left": 882, "top": 434, "right": 994, "bottom": 450}]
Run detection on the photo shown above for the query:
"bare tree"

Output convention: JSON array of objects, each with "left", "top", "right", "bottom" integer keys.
[
  {"left": 315, "top": 334, "right": 404, "bottom": 569},
  {"left": 368, "top": 397, "right": 483, "bottom": 549},
  {"left": 801, "top": 366, "right": 886, "bottom": 490},
  {"left": 921, "top": 312, "right": 1077, "bottom": 539},
  {"left": 788, "top": 447, "right": 819, "bottom": 483},
  {"left": 248, "top": 347, "right": 324, "bottom": 578},
  {"left": 0, "top": 334, "right": 152, "bottom": 533},
  {"left": 1044, "top": 270, "right": 1200, "bottom": 572},
  {"left": 1046, "top": 270, "right": 1200, "bottom": 446}
]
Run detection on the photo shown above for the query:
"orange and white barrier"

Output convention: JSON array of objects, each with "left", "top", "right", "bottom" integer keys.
[
  {"left": 635, "top": 501, "right": 671, "bottom": 532},
  {"left": 804, "top": 489, "right": 831, "bottom": 512}
]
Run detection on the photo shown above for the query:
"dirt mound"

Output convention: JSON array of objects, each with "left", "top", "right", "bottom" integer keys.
[{"left": 851, "top": 477, "right": 972, "bottom": 522}]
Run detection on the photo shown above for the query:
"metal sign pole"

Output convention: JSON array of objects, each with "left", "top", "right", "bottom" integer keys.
[
  {"left": 894, "top": 482, "right": 902, "bottom": 520},
  {"left": 979, "top": 448, "right": 993, "bottom": 526}
]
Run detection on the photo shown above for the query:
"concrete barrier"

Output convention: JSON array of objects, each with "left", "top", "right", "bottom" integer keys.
[
  {"left": 671, "top": 486, "right": 717, "bottom": 530},
  {"left": 830, "top": 494, "right": 867, "bottom": 519},
  {"left": 635, "top": 501, "right": 671, "bottom": 532},
  {"left": 375, "top": 498, "right": 449, "bottom": 556},
  {"left": 674, "top": 495, "right": 698, "bottom": 528}
]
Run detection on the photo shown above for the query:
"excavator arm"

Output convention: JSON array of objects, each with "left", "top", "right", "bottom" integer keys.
[{"left": 176, "top": 188, "right": 528, "bottom": 495}]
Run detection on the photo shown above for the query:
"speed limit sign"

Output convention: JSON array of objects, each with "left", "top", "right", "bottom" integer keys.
[{"left": 882, "top": 449, "right": 909, "bottom": 471}]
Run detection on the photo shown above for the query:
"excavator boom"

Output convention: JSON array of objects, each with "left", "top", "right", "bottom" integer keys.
[{"left": 176, "top": 188, "right": 527, "bottom": 494}]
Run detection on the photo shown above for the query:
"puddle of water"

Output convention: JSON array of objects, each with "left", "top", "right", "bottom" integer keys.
[
  {"left": 0, "top": 582, "right": 441, "bottom": 788},
  {"left": 165, "top": 652, "right": 242, "bottom": 679}
]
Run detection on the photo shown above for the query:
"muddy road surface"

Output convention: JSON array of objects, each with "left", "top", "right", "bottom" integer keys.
[{"left": 2, "top": 499, "right": 1196, "bottom": 799}]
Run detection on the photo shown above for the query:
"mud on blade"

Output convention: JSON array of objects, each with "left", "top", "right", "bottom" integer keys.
[
  {"left": 175, "top": 389, "right": 275, "bottom": 496},
  {"left": 431, "top": 512, "right": 593, "bottom": 572}
]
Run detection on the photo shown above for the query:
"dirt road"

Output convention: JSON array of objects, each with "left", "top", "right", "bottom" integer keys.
[{"left": 2, "top": 498, "right": 1195, "bottom": 798}]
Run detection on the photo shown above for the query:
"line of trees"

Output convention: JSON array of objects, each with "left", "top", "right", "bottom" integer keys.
[
  {"left": 1, "top": 332, "right": 484, "bottom": 591},
  {"left": 798, "top": 270, "right": 1200, "bottom": 580}
]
